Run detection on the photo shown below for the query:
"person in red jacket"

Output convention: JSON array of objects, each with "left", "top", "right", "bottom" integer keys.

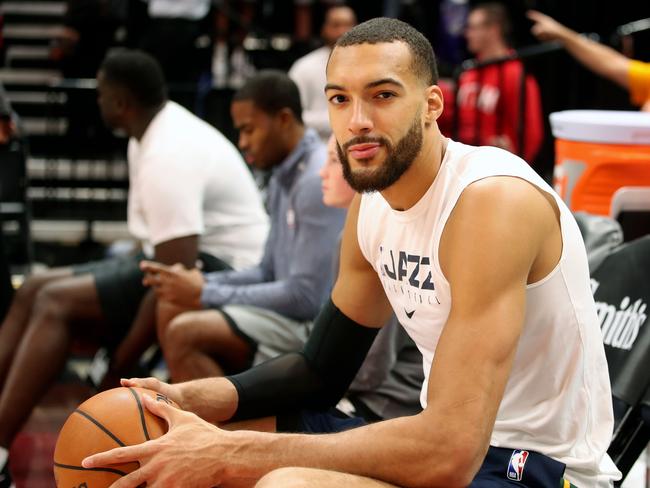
[{"left": 455, "top": 2, "right": 544, "bottom": 163}]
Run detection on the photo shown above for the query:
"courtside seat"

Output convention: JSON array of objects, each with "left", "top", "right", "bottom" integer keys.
[
  {"left": 610, "top": 186, "right": 650, "bottom": 242},
  {"left": 588, "top": 235, "right": 650, "bottom": 484},
  {"left": 573, "top": 211, "right": 623, "bottom": 273}
]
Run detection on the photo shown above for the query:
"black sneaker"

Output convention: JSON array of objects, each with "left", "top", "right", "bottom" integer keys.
[{"left": 0, "top": 460, "right": 15, "bottom": 488}]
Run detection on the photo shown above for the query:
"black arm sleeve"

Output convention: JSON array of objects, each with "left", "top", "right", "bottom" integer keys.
[{"left": 226, "top": 298, "right": 379, "bottom": 421}]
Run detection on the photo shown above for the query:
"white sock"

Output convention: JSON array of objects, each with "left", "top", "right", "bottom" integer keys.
[{"left": 0, "top": 446, "right": 7, "bottom": 469}]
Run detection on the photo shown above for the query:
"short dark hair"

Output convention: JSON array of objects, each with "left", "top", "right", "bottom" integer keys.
[
  {"left": 334, "top": 18, "right": 438, "bottom": 85},
  {"left": 472, "top": 2, "right": 512, "bottom": 43},
  {"left": 99, "top": 49, "right": 167, "bottom": 109},
  {"left": 233, "top": 70, "right": 303, "bottom": 124}
]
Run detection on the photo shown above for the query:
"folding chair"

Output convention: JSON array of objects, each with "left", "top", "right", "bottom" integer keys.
[
  {"left": 610, "top": 186, "right": 650, "bottom": 242},
  {"left": 590, "top": 236, "right": 650, "bottom": 485}
]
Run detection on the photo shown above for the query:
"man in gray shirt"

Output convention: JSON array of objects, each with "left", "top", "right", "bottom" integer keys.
[{"left": 141, "top": 71, "right": 345, "bottom": 381}]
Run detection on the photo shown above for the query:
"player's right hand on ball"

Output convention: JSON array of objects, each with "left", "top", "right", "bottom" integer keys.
[{"left": 121, "top": 377, "right": 183, "bottom": 408}]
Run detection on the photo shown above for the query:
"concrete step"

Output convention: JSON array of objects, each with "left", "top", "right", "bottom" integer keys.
[
  {"left": 1, "top": 2, "right": 64, "bottom": 31},
  {"left": 0, "top": 68, "right": 62, "bottom": 86},
  {"left": 6, "top": 91, "right": 66, "bottom": 104},
  {"left": 6, "top": 45, "right": 51, "bottom": 61},
  {"left": 27, "top": 157, "right": 128, "bottom": 182},
  {"left": 3, "top": 24, "right": 65, "bottom": 46},
  {"left": 30, "top": 219, "right": 130, "bottom": 245},
  {"left": 22, "top": 116, "right": 67, "bottom": 135},
  {"left": 5, "top": 45, "right": 58, "bottom": 70},
  {"left": 1, "top": 2, "right": 66, "bottom": 17},
  {"left": 28, "top": 187, "right": 127, "bottom": 201}
]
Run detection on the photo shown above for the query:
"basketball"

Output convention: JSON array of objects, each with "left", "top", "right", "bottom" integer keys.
[{"left": 53, "top": 387, "right": 179, "bottom": 487}]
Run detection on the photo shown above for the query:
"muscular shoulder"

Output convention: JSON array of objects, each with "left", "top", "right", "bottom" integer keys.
[
  {"left": 454, "top": 176, "right": 555, "bottom": 234},
  {"left": 440, "top": 176, "right": 557, "bottom": 282},
  {"left": 463, "top": 172, "right": 536, "bottom": 196}
]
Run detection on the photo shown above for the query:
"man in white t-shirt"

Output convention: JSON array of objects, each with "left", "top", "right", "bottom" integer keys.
[
  {"left": 125, "top": 91, "right": 268, "bottom": 272},
  {"left": 289, "top": 5, "right": 356, "bottom": 141},
  {"left": 84, "top": 21, "right": 620, "bottom": 488},
  {"left": 0, "top": 50, "right": 268, "bottom": 486}
]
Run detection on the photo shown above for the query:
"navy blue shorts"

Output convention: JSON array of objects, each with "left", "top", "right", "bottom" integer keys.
[
  {"left": 471, "top": 446, "right": 572, "bottom": 487},
  {"left": 276, "top": 410, "right": 575, "bottom": 488},
  {"left": 73, "top": 252, "right": 230, "bottom": 345},
  {"left": 276, "top": 408, "right": 368, "bottom": 434}
]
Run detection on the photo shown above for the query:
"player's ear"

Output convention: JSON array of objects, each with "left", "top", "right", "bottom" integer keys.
[{"left": 424, "top": 85, "right": 443, "bottom": 124}]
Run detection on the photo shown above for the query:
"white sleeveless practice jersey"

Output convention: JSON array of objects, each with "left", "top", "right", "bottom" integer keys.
[{"left": 357, "top": 140, "right": 620, "bottom": 487}]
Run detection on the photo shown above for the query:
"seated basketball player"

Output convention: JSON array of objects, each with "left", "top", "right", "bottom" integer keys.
[
  {"left": 85, "top": 19, "right": 621, "bottom": 487},
  {"left": 0, "top": 50, "right": 269, "bottom": 487}
]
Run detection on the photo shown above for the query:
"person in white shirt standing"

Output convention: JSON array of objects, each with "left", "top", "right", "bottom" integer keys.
[
  {"left": 289, "top": 5, "right": 356, "bottom": 141},
  {"left": 0, "top": 50, "right": 268, "bottom": 488}
]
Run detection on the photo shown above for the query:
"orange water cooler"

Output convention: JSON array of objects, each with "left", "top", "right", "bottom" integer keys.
[{"left": 550, "top": 110, "right": 650, "bottom": 216}]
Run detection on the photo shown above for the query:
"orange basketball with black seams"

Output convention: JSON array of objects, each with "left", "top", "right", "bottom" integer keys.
[{"left": 53, "top": 386, "right": 179, "bottom": 487}]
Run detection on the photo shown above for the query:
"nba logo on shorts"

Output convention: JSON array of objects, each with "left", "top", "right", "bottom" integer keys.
[{"left": 507, "top": 450, "right": 529, "bottom": 481}]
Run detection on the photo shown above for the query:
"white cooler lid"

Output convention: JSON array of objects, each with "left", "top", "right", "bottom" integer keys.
[{"left": 550, "top": 110, "right": 650, "bottom": 145}]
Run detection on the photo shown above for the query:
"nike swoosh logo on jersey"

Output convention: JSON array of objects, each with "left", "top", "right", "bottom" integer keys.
[{"left": 405, "top": 309, "right": 415, "bottom": 319}]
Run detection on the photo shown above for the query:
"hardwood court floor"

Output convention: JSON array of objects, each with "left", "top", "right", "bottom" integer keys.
[{"left": 9, "top": 381, "right": 93, "bottom": 488}]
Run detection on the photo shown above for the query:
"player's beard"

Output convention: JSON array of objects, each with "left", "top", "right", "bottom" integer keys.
[{"left": 337, "top": 111, "right": 423, "bottom": 193}]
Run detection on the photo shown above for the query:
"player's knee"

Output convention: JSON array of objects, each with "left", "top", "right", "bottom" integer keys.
[
  {"left": 157, "top": 301, "right": 190, "bottom": 337},
  {"left": 256, "top": 467, "right": 313, "bottom": 488},
  {"left": 156, "top": 299, "right": 178, "bottom": 322},
  {"left": 14, "top": 274, "right": 49, "bottom": 307},
  {"left": 166, "top": 312, "right": 193, "bottom": 340},
  {"left": 17, "top": 267, "right": 77, "bottom": 313},
  {"left": 32, "top": 281, "right": 72, "bottom": 321},
  {"left": 164, "top": 311, "right": 199, "bottom": 356}
]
